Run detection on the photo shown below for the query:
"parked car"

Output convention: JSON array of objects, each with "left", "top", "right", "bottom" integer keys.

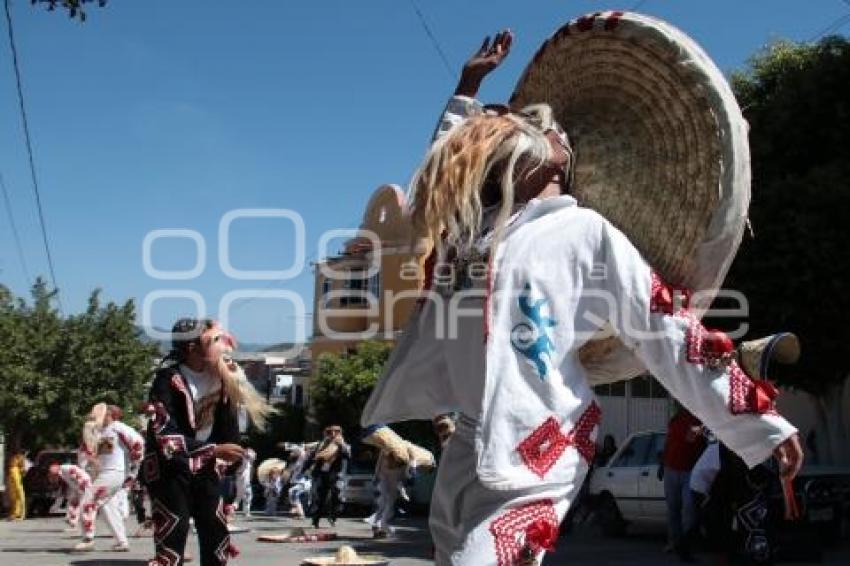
[
  {"left": 23, "top": 449, "right": 78, "bottom": 517},
  {"left": 588, "top": 430, "right": 850, "bottom": 542},
  {"left": 588, "top": 430, "right": 667, "bottom": 535},
  {"left": 338, "top": 444, "right": 377, "bottom": 511}
]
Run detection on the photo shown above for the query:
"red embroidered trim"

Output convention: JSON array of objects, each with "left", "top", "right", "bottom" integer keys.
[
  {"left": 650, "top": 272, "right": 690, "bottom": 315},
  {"left": 489, "top": 499, "right": 559, "bottom": 566},
  {"left": 152, "top": 500, "right": 181, "bottom": 544},
  {"left": 189, "top": 444, "right": 216, "bottom": 474},
  {"left": 483, "top": 255, "right": 494, "bottom": 344},
  {"left": 570, "top": 401, "right": 603, "bottom": 463},
  {"left": 170, "top": 374, "right": 195, "bottom": 430},
  {"left": 117, "top": 430, "right": 144, "bottom": 463},
  {"left": 158, "top": 435, "right": 187, "bottom": 459},
  {"left": 517, "top": 402, "right": 602, "bottom": 478},
  {"left": 728, "top": 362, "right": 752, "bottom": 414}
]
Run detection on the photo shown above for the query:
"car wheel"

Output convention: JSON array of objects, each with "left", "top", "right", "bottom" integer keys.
[{"left": 596, "top": 493, "right": 627, "bottom": 537}]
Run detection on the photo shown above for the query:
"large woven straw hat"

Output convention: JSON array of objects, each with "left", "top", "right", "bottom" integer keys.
[
  {"left": 257, "top": 458, "right": 287, "bottom": 485},
  {"left": 510, "top": 11, "right": 751, "bottom": 382},
  {"left": 511, "top": 10, "right": 749, "bottom": 296}
]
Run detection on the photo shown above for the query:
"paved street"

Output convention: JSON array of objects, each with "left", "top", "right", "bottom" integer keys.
[{"left": 1, "top": 513, "right": 847, "bottom": 565}]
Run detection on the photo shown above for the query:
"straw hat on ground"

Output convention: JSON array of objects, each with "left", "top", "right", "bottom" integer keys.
[
  {"left": 257, "top": 458, "right": 286, "bottom": 485},
  {"left": 738, "top": 333, "right": 801, "bottom": 380},
  {"left": 510, "top": 11, "right": 751, "bottom": 383},
  {"left": 302, "top": 545, "right": 388, "bottom": 566}
]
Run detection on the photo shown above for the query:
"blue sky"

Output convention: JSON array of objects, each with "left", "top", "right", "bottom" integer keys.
[{"left": 1, "top": 0, "right": 848, "bottom": 345}]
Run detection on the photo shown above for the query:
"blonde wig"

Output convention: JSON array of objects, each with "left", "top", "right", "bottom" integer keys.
[{"left": 409, "top": 113, "right": 554, "bottom": 258}]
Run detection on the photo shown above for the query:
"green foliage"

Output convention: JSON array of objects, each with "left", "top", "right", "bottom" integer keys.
[
  {"left": 721, "top": 36, "right": 850, "bottom": 392},
  {"left": 309, "top": 341, "right": 393, "bottom": 436},
  {"left": 0, "top": 278, "right": 158, "bottom": 454},
  {"left": 31, "top": 0, "right": 107, "bottom": 22}
]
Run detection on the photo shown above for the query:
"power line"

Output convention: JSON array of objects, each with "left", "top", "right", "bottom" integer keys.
[
  {"left": 0, "top": 170, "right": 32, "bottom": 285},
  {"left": 408, "top": 0, "right": 457, "bottom": 81},
  {"left": 3, "top": 0, "right": 62, "bottom": 310},
  {"left": 807, "top": 10, "right": 850, "bottom": 42}
]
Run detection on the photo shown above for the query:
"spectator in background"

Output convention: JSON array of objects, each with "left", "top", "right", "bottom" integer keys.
[
  {"left": 235, "top": 448, "right": 256, "bottom": 517},
  {"left": 662, "top": 407, "right": 707, "bottom": 561},
  {"left": 6, "top": 451, "right": 27, "bottom": 520},
  {"left": 307, "top": 425, "right": 350, "bottom": 529},
  {"left": 595, "top": 434, "right": 618, "bottom": 467},
  {"left": 264, "top": 469, "right": 283, "bottom": 517},
  {"left": 287, "top": 445, "right": 312, "bottom": 519}
]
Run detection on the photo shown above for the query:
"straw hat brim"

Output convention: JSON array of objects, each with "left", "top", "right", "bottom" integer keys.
[
  {"left": 510, "top": 11, "right": 751, "bottom": 382},
  {"left": 302, "top": 558, "right": 388, "bottom": 566},
  {"left": 739, "top": 333, "right": 800, "bottom": 380},
  {"left": 257, "top": 458, "right": 287, "bottom": 484}
]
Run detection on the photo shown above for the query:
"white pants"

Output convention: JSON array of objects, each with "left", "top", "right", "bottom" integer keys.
[
  {"left": 81, "top": 469, "right": 128, "bottom": 545},
  {"left": 429, "top": 417, "right": 583, "bottom": 566},
  {"left": 375, "top": 467, "right": 405, "bottom": 532},
  {"left": 235, "top": 479, "right": 252, "bottom": 514}
]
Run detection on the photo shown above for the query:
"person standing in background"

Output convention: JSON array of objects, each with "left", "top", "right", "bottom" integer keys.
[
  {"left": 662, "top": 407, "right": 707, "bottom": 561},
  {"left": 6, "top": 451, "right": 26, "bottom": 520},
  {"left": 307, "top": 425, "right": 350, "bottom": 529},
  {"left": 235, "top": 448, "right": 256, "bottom": 517}
]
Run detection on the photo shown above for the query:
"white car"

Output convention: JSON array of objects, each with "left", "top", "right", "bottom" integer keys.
[
  {"left": 588, "top": 430, "right": 850, "bottom": 542},
  {"left": 588, "top": 430, "right": 667, "bottom": 535}
]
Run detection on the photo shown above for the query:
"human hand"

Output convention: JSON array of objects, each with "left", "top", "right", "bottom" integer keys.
[
  {"left": 455, "top": 29, "right": 513, "bottom": 97},
  {"left": 773, "top": 433, "right": 803, "bottom": 480},
  {"left": 214, "top": 443, "right": 246, "bottom": 463}
]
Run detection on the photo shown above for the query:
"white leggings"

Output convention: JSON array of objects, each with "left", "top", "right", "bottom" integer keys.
[
  {"left": 429, "top": 418, "right": 583, "bottom": 566},
  {"left": 80, "top": 469, "right": 128, "bottom": 545}
]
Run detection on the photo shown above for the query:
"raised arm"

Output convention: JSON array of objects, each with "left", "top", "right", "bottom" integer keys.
[
  {"left": 596, "top": 222, "right": 802, "bottom": 477},
  {"left": 431, "top": 30, "right": 513, "bottom": 142}
]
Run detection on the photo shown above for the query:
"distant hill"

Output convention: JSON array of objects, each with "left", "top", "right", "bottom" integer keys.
[{"left": 134, "top": 326, "right": 304, "bottom": 355}]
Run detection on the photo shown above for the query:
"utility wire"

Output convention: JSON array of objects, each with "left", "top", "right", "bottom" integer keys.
[
  {"left": 630, "top": 0, "right": 649, "bottom": 11},
  {"left": 0, "top": 170, "right": 32, "bottom": 285},
  {"left": 807, "top": 11, "right": 850, "bottom": 42},
  {"left": 408, "top": 0, "right": 457, "bottom": 81},
  {"left": 4, "top": 0, "right": 62, "bottom": 310}
]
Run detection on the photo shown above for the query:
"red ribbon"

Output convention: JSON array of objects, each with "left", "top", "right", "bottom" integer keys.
[
  {"left": 752, "top": 379, "right": 779, "bottom": 414},
  {"left": 525, "top": 519, "right": 559, "bottom": 552},
  {"left": 782, "top": 478, "right": 800, "bottom": 521}
]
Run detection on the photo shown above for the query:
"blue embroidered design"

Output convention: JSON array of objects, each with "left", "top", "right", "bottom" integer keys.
[{"left": 510, "top": 283, "right": 557, "bottom": 380}]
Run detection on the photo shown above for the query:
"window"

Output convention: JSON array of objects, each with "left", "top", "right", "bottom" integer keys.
[
  {"left": 611, "top": 433, "right": 654, "bottom": 468},
  {"left": 368, "top": 272, "right": 381, "bottom": 301},
  {"left": 321, "top": 278, "right": 332, "bottom": 308},
  {"left": 649, "top": 433, "right": 667, "bottom": 466},
  {"left": 593, "top": 382, "right": 626, "bottom": 397},
  {"left": 293, "top": 385, "right": 303, "bottom": 407},
  {"left": 340, "top": 270, "right": 367, "bottom": 307},
  {"left": 631, "top": 374, "right": 651, "bottom": 398}
]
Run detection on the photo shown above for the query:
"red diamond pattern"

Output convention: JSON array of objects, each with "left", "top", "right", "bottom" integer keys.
[{"left": 517, "top": 402, "right": 602, "bottom": 478}]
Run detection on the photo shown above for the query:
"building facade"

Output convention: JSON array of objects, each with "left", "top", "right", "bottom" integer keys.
[{"left": 311, "top": 184, "right": 430, "bottom": 362}]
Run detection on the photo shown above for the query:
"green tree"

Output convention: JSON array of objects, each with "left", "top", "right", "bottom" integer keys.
[
  {"left": 0, "top": 278, "right": 158, "bottom": 457},
  {"left": 721, "top": 36, "right": 850, "bottom": 394},
  {"left": 309, "top": 341, "right": 393, "bottom": 436},
  {"left": 30, "top": 0, "right": 107, "bottom": 22}
]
